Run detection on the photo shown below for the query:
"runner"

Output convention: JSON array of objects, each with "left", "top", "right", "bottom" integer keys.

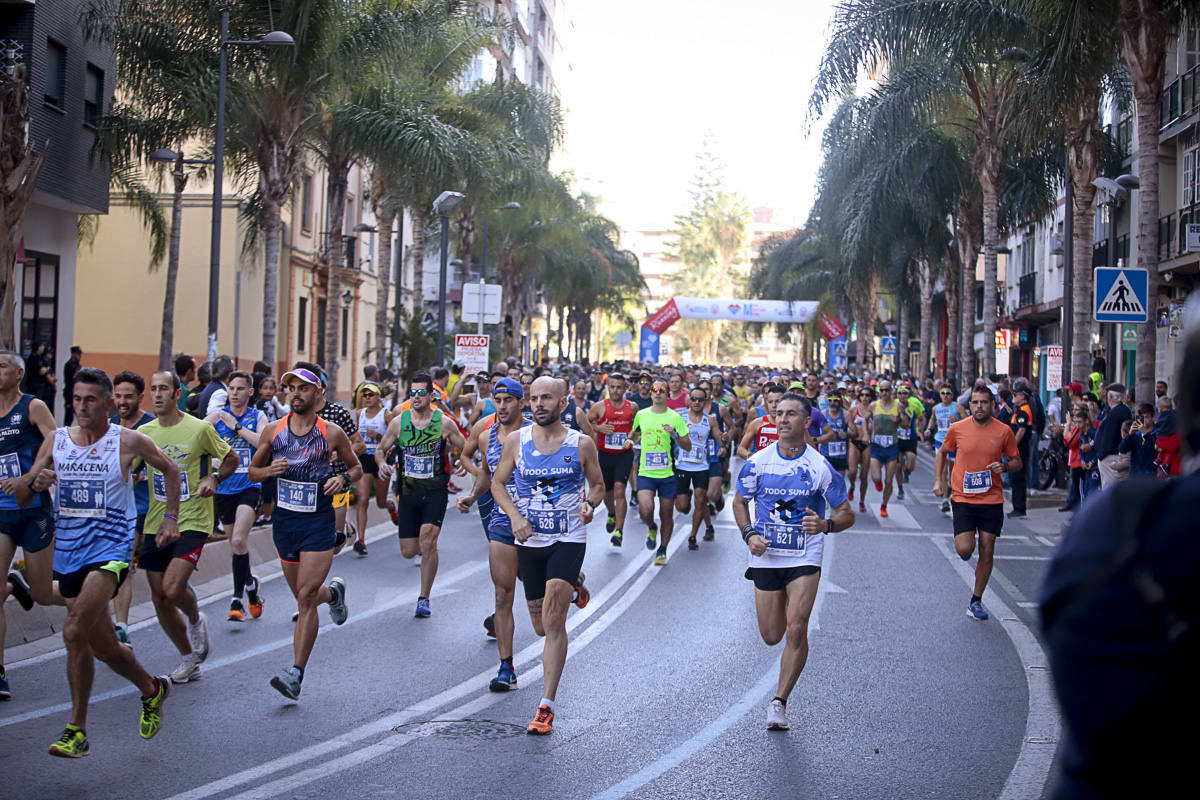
[
  {"left": 248, "top": 366, "right": 358, "bottom": 699},
  {"left": 869, "top": 381, "right": 910, "bottom": 518},
  {"left": 664, "top": 371, "right": 687, "bottom": 411},
  {"left": 895, "top": 384, "right": 924, "bottom": 496},
  {"left": 376, "top": 371, "right": 467, "bottom": 617},
  {"left": 490, "top": 376, "right": 603, "bottom": 735},
  {"left": 924, "top": 383, "right": 967, "bottom": 513},
  {"left": 206, "top": 370, "right": 268, "bottom": 622},
  {"left": 632, "top": 378, "right": 692, "bottom": 566},
  {"left": 464, "top": 372, "right": 499, "bottom": 428},
  {"left": 738, "top": 384, "right": 783, "bottom": 458},
  {"left": 819, "top": 390, "right": 855, "bottom": 484},
  {"left": 456, "top": 378, "right": 536, "bottom": 689},
  {"left": 674, "top": 386, "right": 722, "bottom": 550},
  {"left": 586, "top": 372, "right": 636, "bottom": 547},
  {"left": 140, "top": 370, "right": 239, "bottom": 683},
  {"left": 733, "top": 393, "right": 855, "bottom": 731},
  {"left": 560, "top": 380, "right": 595, "bottom": 437},
  {"left": 0, "top": 350, "right": 62, "bottom": 699},
  {"left": 109, "top": 370, "right": 154, "bottom": 646},
  {"left": 933, "top": 385, "right": 1021, "bottom": 621},
  {"left": 848, "top": 386, "right": 874, "bottom": 511},
  {"left": 15, "top": 368, "right": 173, "bottom": 755},
  {"left": 352, "top": 381, "right": 394, "bottom": 556}
]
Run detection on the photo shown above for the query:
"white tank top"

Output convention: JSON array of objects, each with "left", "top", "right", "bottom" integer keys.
[
  {"left": 358, "top": 408, "right": 388, "bottom": 455},
  {"left": 52, "top": 423, "right": 137, "bottom": 573}
]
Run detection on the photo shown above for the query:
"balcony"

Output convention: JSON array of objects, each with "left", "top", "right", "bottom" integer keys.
[
  {"left": 1161, "top": 64, "right": 1200, "bottom": 130},
  {"left": 1018, "top": 272, "right": 1037, "bottom": 308}
]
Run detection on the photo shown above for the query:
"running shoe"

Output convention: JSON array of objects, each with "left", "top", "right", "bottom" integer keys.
[
  {"left": 327, "top": 577, "right": 348, "bottom": 625},
  {"left": 687, "top": 535, "right": 699, "bottom": 551},
  {"left": 572, "top": 572, "right": 589, "bottom": 609},
  {"left": 767, "top": 699, "right": 789, "bottom": 731},
  {"left": 858, "top": 501, "right": 867, "bottom": 513},
  {"left": 874, "top": 480, "right": 883, "bottom": 492},
  {"left": 6, "top": 571, "right": 32, "bottom": 611},
  {"left": 653, "top": 546, "right": 667, "bottom": 566},
  {"left": 645, "top": 523, "right": 658, "bottom": 550},
  {"left": 483, "top": 614, "right": 496, "bottom": 638},
  {"left": 605, "top": 514, "right": 616, "bottom": 533},
  {"left": 967, "top": 599, "right": 989, "bottom": 621},
  {"left": 333, "top": 529, "right": 347, "bottom": 553},
  {"left": 414, "top": 554, "right": 422, "bottom": 567},
  {"left": 0, "top": 666, "right": 10, "bottom": 700},
  {"left": 187, "top": 612, "right": 210, "bottom": 662},
  {"left": 353, "top": 539, "right": 368, "bottom": 556},
  {"left": 246, "top": 578, "right": 264, "bottom": 619},
  {"left": 489, "top": 661, "right": 517, "bottom": 692},
  {"left": 897, "top": 486, "right": 905, "bottom": 500},
  {"left": 169, "top": 655, "right": 201, "bottom": 684},
  {"left": 139, "top": 676, "right": 170, "bottom": 738},
  {"left": 941, "top": 500, "right": 951, "bottom": 514},
  {"left": 270, "top": 666, "right": 302, "bottom": 701},
  {"left": 714, "top": 495, "right": 725, "bottom": 512},
  {"left": 388, "top": 502, "right": 399, "bottom": 525},
  {"left": 880, "top": 505, "right": 889, "bottom": 518},
  {"left": 227, "top": 598, "right": 246, "bottom": 623},
  {"left": 703, "top": 524, "right": 715, "bottom": 541},
  {"left": 415, "top": 597, "right": 431, "bottom": 618},
  {"left": 610, "top": 530, "right": 623, "bottom": 547},
  {"left": 48, "top": 724, "right": 89, "bottom": 758},
  {"left": 114, "top": 623, "right": 133, "bottom": 648},
  {"left": 527, "top": 704, "right": 554, "bottom": 735},
  {"left": 1008, "top": 510, "right": 1027, "bottom": 519},
  {"left": 847, "top": 485, "right": 854, "bottom": 501},
  {"left": 707, "top": 500, "right": 716, "bottom": 517},
  {"left": 722, "top": 480, "right": 730, "bottom": 493}
]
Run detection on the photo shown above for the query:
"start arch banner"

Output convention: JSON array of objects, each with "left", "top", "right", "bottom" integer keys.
[{"left": 638, "top": 297, "right": 819, "bottom": 363}]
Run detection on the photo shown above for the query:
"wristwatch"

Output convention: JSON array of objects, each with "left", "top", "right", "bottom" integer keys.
[
  {"left": 587, "top": 499, "right": 600, "bottom": 510},
  {"left": 826, "top": 519, "right": 834, "bottom": 534},
  {"left": 233, "top": 423, "right": 242, "bottom": 434}
]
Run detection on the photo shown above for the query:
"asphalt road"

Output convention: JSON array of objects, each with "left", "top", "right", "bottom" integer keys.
[{"left": 0, "top": 448, "right": 1061, "bottom": 800}]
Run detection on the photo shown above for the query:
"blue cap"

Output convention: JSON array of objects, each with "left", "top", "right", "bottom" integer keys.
[{"left": 492, "top": 377, "right": 523, "bottom": 399}]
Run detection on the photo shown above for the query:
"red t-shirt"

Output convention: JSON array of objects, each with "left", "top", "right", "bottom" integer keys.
[{"left": 943, "top": 416, "right": 1019, "bottom": 505}]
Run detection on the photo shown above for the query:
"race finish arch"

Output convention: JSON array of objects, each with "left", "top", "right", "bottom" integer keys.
[{"left": 639, "top": 296, "right": 819, "bottom": 363}]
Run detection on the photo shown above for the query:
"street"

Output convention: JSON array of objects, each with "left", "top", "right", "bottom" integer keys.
[{"left": 1, "top": 448, "right": 1063, "bottom": 800}]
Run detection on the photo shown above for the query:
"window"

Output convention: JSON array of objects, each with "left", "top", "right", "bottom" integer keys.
[
  {"left": 301, "top": 174, "right": 313, "bottom": 232},
  {"left": 297, "top": 297, "right": 308, "bottom": 351},
  {"left": 1020, "top": 239, "right": 1035, "bottom": 276},
  {"left": 1185, "top": 145, "right": 1200, "bottom": 207},
  {"left": 83, "top": 63, "right": 104, "bottom": 128},
  {"left": 44, "top": 39, "right": 66, "bottom": 109},
  {"left": 1183, "top": 19, "right": 1200, "bottom": 72},
  {"left": 345, "top": 196, "right": 355, "bottom": 236},
  {"left": 20, "top": 251, "right": 59, "bottom": 360},
  {"left": 341, "top": 308, "right": 349, "bottom": 357}
]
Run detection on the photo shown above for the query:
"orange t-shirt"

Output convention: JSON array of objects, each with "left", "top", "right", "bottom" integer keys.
[{"left": 942, "top": 416, "right": 1019, "bottom": 505}]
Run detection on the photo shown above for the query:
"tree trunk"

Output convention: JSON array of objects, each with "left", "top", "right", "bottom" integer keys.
[
  {"left": 159, "top": 156, "right": 188, "bottom": 371},
  {"left": 410, "top": 209, "right": 427, "bottom": 318},
  {"left": 945, "top": 242, "right": 961, "bottom": 384},
  {"left": 980, "top": 179, "right": 1000, "bottom": 378},
  {"left": 323, "top": 162, "right": 350, "bottom": 398},
  {"left": 852, "top": 293, "right": 871, "bottom": 370},
  {"left": 1067, "top": 102, "right": 1103, "bottom": 385},
  {"left": 866, "top": 276, "right": 879, "bottom": 371},
  {"left": 374, "top": 208, "right": 395, "bottom": 365},
  {"left": 1119, "top": 0, "right": 1166, "bottom": 402},
  {"left": 897, "top": 270, "right": 910, "bottom": 374},
  {"left": 918, "top": 258, "right": 934, "bottom": 381}
]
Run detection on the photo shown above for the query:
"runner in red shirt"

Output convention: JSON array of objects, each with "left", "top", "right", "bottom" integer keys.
[
  {"left": 738, "top": 384, "right": 783, "bottom": 458},
  {"left": 587, "top": 372, "right": 636, "bottom": 546}
]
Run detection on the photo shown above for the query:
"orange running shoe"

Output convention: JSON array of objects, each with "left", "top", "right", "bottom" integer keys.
[
  {"left": 227, "top": 599, "right": 245, "bottom": 622},
  {"left": 847, "top": 485, "right": 854, "bottom": 501},
  {"left": 874, "top": 481, "right": 883, "bottom": 492},
  {"left": 880, "top": 505, "right": 889, "bottom": 518},
  {"left": 572, "top": 572, "right": 589, "bottom": 609},
  {"left": 858, "top": 501, "right": 866, "bottom": 513},
  {"left": 246, "top": 578, "right": 264, "bottom": 619},
  {"left": 527, "top": 704, "right": 554, "bottom": 735}
]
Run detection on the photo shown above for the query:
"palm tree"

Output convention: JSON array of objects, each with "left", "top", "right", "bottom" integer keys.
[{"left": 0, "top": 65, "right": 46, "bottom": 351}]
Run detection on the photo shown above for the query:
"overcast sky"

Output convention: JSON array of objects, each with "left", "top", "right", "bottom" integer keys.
[{"left": 556, "top": 0, "right": 836, "bottom": 231}]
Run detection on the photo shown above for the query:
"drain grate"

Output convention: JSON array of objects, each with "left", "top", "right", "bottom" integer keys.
[{"left": 392, "top": 719, "right": 527, "bottom": 741}]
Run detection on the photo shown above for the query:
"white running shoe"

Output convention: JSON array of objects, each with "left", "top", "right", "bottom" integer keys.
[
  {"left": 767, "top": 699, "right": 789, "bottom": 731},
  {"left": 187, "top": 612, "right": 210, "bottom": 662},
  {"left": 169, "top": 655, "right": 202, "bottom": 684}
]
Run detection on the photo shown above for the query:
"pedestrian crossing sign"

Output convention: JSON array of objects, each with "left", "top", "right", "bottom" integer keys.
[
  {"left": 1094, "top": 267, "right": 1148, "bottom": 323},
  {"left": 832, "top": 341, "right": 847, "bottom": 357},
  {"left": 880, "top": 337, "right": 897, "bottom": 356}
]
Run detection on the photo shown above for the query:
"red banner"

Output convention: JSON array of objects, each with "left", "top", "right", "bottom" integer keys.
[
  {"left": 818, "top": 312, "right": 846, "bottom": 341},
  {"left": 643, "top": 298, "right": 681, "bottom": 335}
]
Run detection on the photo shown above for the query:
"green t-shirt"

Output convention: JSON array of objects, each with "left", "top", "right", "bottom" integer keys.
[
  {"left": 141, "top": 414, "right": 231, "bottom": 536},
  {"left": 396, "top": 409, "right": 447, "bottom": 496},
  {"left": 632, "top": 407, "right": 690, "bottom": 478}
]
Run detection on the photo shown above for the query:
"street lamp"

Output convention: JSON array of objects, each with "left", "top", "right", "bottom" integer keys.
[
  {"left": 433, "top": 190, "right": 465, "bottom": 365},
  {"left": 207, "top": 10, "right": 293, "bottom": 360}
]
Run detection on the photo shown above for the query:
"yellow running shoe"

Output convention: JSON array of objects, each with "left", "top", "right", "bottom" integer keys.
[
  {"left": 48, "top": 724, "right": 89, "bottom": 758},
  {"left": 139, "top": 676, "right": 170, "bottom": 739}
]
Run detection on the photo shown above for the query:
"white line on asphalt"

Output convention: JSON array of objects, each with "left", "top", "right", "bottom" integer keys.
[
  {"left": 994, "top": 555, "right": 1052, "bottom": 561},
  {"left": 1017, "top": 602, "right": 1039, "bottom": 609},
  {"left": 0, "top": 557, "right": 490, "bottom": 729},
  {"left": 164, "top": 531, "right": 690, "bottom": 800},
  {"left": 586, "top": 533, "right": 840, "bottom": 800},
  {"left": 928, "top": 535, "right": 1060, "bottom": 800},
  {"left": 1035, "top": 536, "right": 1056, "bottom": 548}
]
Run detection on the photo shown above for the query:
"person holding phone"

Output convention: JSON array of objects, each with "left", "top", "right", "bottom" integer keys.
[{"left": 1118, "top": 402, "right": 1159, "bottom": 477}]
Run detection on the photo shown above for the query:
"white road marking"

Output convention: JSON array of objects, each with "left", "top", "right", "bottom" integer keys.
[
  {"left": 929, "top": 535, "right": 1060, "bottom": 800},
  {"left": 1035, "top": 536, "right": 1056, "bottom": 548},
  {"left": 1017, "top": 602, "right": 1039, "bottom": 609},
  {"left": 865, "top": 501, "right": 920, "bottom": 530},
  {"left": 994, "top": 555, "right": 1052, "bottom": 561}
]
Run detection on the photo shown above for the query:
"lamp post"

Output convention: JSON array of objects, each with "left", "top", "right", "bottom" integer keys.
[
  {"left": 432, "top": 190, "right": 465, "bottom": 365},
  {"left": 208, "top": 10, "right": 293, "bottom": 360},
  {"left": 478, "top": 201, "right": 520, "bottom": 334}
]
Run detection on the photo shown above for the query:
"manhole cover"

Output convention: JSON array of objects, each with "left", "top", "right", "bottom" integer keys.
[{"left": 392, "top": 719, "right": 526, "bottom": 741}]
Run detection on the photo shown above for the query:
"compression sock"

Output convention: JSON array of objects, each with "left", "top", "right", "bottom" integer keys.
[{"left": 232, "top": 553, "right": 251, "bottom": 599}]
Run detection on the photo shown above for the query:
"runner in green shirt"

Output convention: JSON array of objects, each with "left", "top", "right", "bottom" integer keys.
[{"left": 631, "top": 379, "right": 691, "bottom": 565}]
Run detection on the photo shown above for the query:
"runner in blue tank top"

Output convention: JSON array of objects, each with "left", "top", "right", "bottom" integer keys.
[
  {"left": 923, "top": 382, "right": 967, "bottom": 513},
  {"left": 108, "top": 369, "right": 154, "bottom": 646},
  {"left": 456, "top": 377, "right": 531, "bottom": 690},
  {"left": 491, "top": 376, "right": 605, "bottom": 736},
  {"left": 16, "top": 367, "right": 178, "bottom": 756}
]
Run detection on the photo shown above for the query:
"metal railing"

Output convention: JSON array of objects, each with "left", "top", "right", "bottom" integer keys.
[
  {"left": 1018, "top": 272, "right": 1037, "bottom": 308},
  {"left": 1161, "top": 64, "right": 1200, "bottom": 129}
]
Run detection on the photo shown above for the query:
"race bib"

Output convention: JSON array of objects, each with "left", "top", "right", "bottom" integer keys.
[
  {"left": 152, "top": 470, "right": 191, "bottom": 503},
  {"left": 404, "top": 454, "right": 434, "bottom": 479},
  {"left": 897, "top": 426, "right": 912, "bottom": 440},
  {"left": 678, "top": 440, "right": 706, "bottom": 465},
  {"left": 603, "top": 432, "right": 627, "bottom": 449},
  {"left": 963, "top": 469, "right": 993, "bottom": 494},
  {"left": 706, "top": 438, "right": 718, "bottom": 459},
  {"left": 827, "top": 440, "right": 847, "bottom": 457},
  {"left": 528, "top": 507, "right": 569, "bottom": 537},
  {"left": 938, "top": 416, "right": 952, "bottom": 431},
  {"left": 763, "top": 522, "right": 806, "bottom": 553},
  {"left": 363, "top": 434, "right": 380, "bottom": 456},
  {"left": 233, "top": 443, "right": 252, "bottom": 474},
  {"left": 277, "top": 478, "right": 318, "bottom": 512},
  {"left": 644, "top": 450, "right": 670, "bottom": 470},
  {"left": 872, "top": 435, "right": 894, "bottom": 448},
  {"left": 0, "top": 452, "right": 21, "bottom": 480},
  {"left": 59, "top": 477, "right": 106, "bottom": 518}
]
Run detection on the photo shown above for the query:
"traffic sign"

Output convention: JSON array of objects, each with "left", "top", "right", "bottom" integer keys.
[
  {"left": 614, "top": 329, "right": 633, "bottom": 348},
  {"left": 454, "top": 334, "right": 490, "bottom": 374},
  {"left": 1122, "top": 324, "right": 1138, "bottom": 351},
  {"left": 1187, "top": 223, "right": 1200, "bottom": 252},
  {"left": 1094, "top": 267, "right": 1148, "bottom": 323},
  {"left": 880, "top": 337, "right": 897, "bottom": 356},
  {"left": 461, "top": 282, "right": 503, "bottom": 324},
  {"left": 832, "top": 340, "right": 847, "bottom": 357}
]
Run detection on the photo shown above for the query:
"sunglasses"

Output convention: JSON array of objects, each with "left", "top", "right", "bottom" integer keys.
[
  {"left": 940, "top": 391, "right": 953, "bottom": 395},
  {"left": 408, "top": 388, "right": 430, "bottom": 397}
]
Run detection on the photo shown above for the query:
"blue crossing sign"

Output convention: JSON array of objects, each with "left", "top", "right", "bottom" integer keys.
[
  {"left": 880, "top": 337, "right": 897, "bottom": 356},
  {"left": 1094, "top": 267, "right": 1148, "bottom": 323}
]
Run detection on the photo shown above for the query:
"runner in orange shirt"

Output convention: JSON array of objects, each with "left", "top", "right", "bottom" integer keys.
[{"left": 932, "top": 385, "right": 1021, "bottom": 622}]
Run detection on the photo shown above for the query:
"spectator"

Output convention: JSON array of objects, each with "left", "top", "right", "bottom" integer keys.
[
  {"left": 23, "top": 342, "right": 54, "bottom": 412},
  {"left": 175, "top": 354, "right": 197, "bottom": 413},
  {"left": 1093, "top": 383, "right": 1132, "bottom": 488},
  {"left": 1088, "top": 356, "right": 1106, "bottom": 397},
  {"left": 1015, "top": 378, "right": 1046, "bottom": 494},
  {"left": 1008, "top": 385, "right": 1034, "bottom": 517},
  {"left": 363, "top": 363, "right": 379, "bottom": 382},
  {"left": 186, "top": 360, "right": 211, "bottom": 415},
  {"left": 1118, "top": 403, "right": 1159, "bottom": 477},
  {"left": 1155, "top": 380, "right": 1168, "bottom": 399},
  {"left": 200, "top": 354, "right": 235, "bottom": 415},
  {"left": 1060, "top": 403, "right": 1093, "bottom": 511},
  {"left": 1153, "top": 396, "right": 1182, "bottom": 477},
  {"left": 1046, "top": 387, "right": 1064, "bottom": 427},
  {"left": 62, "top": 345, "right": 83, "bottom": 424}
]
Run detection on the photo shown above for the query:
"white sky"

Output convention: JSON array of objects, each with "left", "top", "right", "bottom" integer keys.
[{"left": 555, "top": 0, "right": 836, "bottom": 231}]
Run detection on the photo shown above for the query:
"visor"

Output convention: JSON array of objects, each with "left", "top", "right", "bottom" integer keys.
[{"left": 282, "top": 368, "right": 322, "bottom": 387}]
